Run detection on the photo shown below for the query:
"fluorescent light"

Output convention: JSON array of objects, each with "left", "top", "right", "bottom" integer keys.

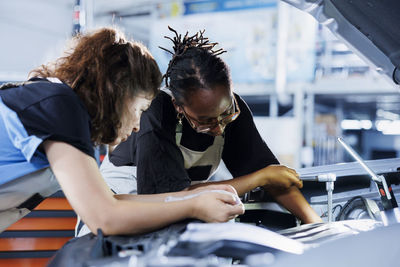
[
  {"left": 383, "top": 121, "right": 400, "bottom": 135},
  {"left": 376, "top": 120, "right": 400, "bottom": 135},
  {"left": 360, "top": 120, "right": 372, "bottom": 130},
  {"left": 341, "top": 120, "right": 361, "bottom": 130},
  {"left": 341, "top": 120, "right": 372, "bottom": 130},
  {"left": 375, "top": 120, "right": 391, "bottom": 132}
]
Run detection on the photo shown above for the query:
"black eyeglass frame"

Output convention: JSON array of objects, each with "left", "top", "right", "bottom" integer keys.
[{"left": 180, "top": 95, "right": 241, "bottom": 133}]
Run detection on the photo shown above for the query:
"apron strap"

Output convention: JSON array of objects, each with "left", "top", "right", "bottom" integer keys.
[
  {"left": 17, "top": 193, "right": 45, "bottom": 211},
  {"left": 176, "top": 123, "right": 183, "bottom": 144}
]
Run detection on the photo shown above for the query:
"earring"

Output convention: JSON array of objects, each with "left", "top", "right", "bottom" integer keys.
[{"left": 177, "top": 113, "right": 184, "bottom": 125}]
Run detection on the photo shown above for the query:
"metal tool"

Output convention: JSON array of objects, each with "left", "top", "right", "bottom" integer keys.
[
  {"left": 302, "top": 173, "right": 336, "bottom": 222},
  {"left": 337, "top": 137, "right": 398, "bottom": 210}
]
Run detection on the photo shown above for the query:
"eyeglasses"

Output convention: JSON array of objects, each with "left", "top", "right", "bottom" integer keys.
[{"left": 181, "top": 95, "right": 241, "bottom": 133}]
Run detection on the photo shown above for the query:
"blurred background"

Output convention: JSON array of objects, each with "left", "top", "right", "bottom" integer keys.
[{"left": 1, "top": 0, "right": 399, "bottom": 169}]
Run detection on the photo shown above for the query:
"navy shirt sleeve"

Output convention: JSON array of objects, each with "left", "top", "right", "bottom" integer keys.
[
  {"left": 0, "top": 80, "right": 95, "bottom": 159},
  {"left": 222, "top": 94, "right": 279, "bottom": 177}
]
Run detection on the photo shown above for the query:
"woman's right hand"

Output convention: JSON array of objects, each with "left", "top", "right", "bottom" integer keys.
[
  {"left": 257, "top": 165, "right": 303, "bottom": 189},
  {"left": 190, "top": 191, "right": 245, "bottom": 222}
]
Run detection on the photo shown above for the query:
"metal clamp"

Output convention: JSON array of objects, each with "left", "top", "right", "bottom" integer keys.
[{"left": 301, "top": 173, "right": 337, "bottom": 222}]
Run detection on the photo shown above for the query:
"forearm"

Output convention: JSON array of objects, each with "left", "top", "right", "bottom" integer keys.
[
  {"left": 189, "top": 164, "right": 302, "bottom": 197},
  {"left": 101, "top": 190, "right": 243, "bottom": 235},
  {"left": 100, "top": 199, "right": 195, "bottom": 235},
  {"left": 115, "top": 191, "right": 188, "bottom": 202},
  {"left": 45, "top": 141, "right": 193, "bottom": 235},
  {"left": 189, "top": 171, "right": 264, "bottom": 196},
  {"left": 265, "top": 186, "right": 322, "bottom": 224},
  {"left": 45, "top": 141, "right": 242, "bottom": 236},
  {"left": 116, "top": 184, "right": 239, "bottom": 202}
]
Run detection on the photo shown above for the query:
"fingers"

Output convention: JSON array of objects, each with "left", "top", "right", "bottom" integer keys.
[
  {"left": 262, "top": 165, "right": 303, "bottom": 189},
  {"left": 227, "top": 215, "right": 236, "bottom": 221},
  {"left": 215, "top": 192, "right": 239, "bottom": 206},
  {"left": 290, "top": 174, "right": 303, "bottom": 188},
  {"left": 291, "top": 171, "right": 300, "bottom": 180},
  {"left": 287, "top": 167, "right": 298, "bottom": 175},
  {"left": 220, "top": 198, "right": 245, "bottom": 222},
  {"left": 283, "top": 173, "right": 302, "bottom": 189},
  {"left": 297, "top": 179, "right": 303, "bottom": 188},
  {"left": 195, "top": 193, "right": 244, "bottom": 223},
  {"left": 230, "top": 202, "right": 245, "bottom": 216},
  {"left": 281, "top": 166, "right": 302, "bottom": 189},
  {"left": 291, "top": 171, "right": 303, "bottom": 188}
]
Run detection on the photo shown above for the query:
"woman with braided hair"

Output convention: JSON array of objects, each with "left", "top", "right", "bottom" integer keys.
[
  {"left": 0, "top": 27, "right": 244, "bottom": 235},
  {"left": 91, "top": 27, "right": 321, "bottom": 236}
]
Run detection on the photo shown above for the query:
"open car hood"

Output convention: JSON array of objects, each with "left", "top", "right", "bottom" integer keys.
[{"left": 282, "top": 0, "right": 400, "bottom": 85}]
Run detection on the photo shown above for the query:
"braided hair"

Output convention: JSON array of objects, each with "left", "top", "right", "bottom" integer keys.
[{"left": 159, "top": 26, "right": 231, "bottom": 106}]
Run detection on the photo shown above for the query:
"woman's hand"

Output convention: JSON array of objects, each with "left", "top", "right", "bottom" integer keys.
[
  {"left": 256, "top": 166, "right": 322, "bottom": 224},
  {"left": 167, "top": 184, "right": 244, "bottom": 222},
  {"left": 190, "top": 191, "right": 245, "bottom": 222},
  {"left": 257, "top": 165, "right": 303, "bottom": 189}
]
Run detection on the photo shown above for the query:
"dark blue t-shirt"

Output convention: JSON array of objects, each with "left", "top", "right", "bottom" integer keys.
[{"left": 0, "top": 78, "right": 94, "bottom": 185}]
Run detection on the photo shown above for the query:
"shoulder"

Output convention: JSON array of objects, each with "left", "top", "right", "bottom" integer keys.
[
  {"left": 26, "top": 79, "right": 87, "bottom": 112},
  {"left": 1, "top": 78, "right": 87, "bottom": 115},
  {"left": 149, "top": 91, "right": 175, "bottom": 118},
  {"left": 2, "top": 78, "right": 92, "bottom": 141}
]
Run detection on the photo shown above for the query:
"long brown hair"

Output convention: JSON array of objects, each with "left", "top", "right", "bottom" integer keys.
[{"left": 31, "top": 27, "right": 162, "bottom": 144}]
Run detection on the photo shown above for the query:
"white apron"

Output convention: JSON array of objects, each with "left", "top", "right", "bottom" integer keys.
[
  {"left": 175, "top": 122, "right": 225, "bottom": 184},
  {"left": 163, "top": 88, "right": 225, "bottom": 184}
]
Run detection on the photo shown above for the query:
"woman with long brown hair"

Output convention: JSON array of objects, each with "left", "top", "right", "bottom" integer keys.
[{"left": 0, "top": 27, "right": 244, "bottom": 235}]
